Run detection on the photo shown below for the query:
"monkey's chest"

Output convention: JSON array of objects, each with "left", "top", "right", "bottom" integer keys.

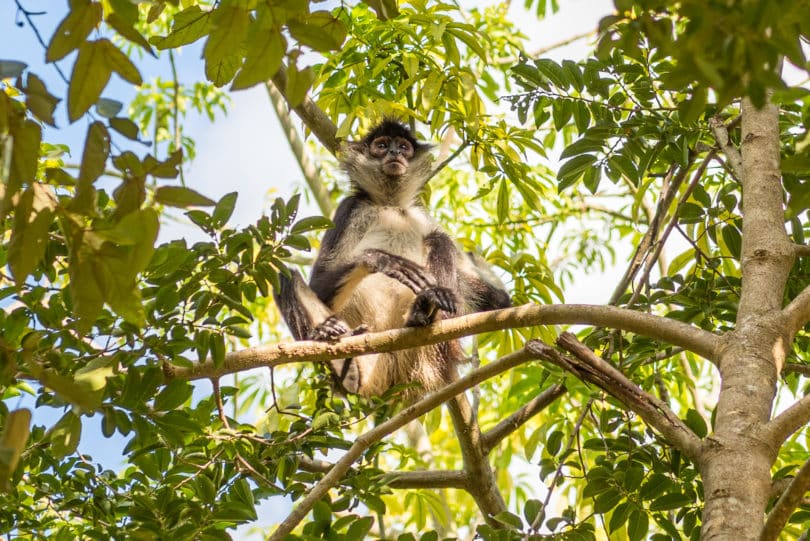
[{"left": 355, "top": 207, "right": 431, "bottom": 262}]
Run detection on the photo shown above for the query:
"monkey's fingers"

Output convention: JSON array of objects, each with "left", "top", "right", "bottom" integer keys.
[
  {"left": 405, "top": 287, "right": 458, "bottom": 327},
  {"left": 308, "top": 316, "right": 351, "bottom": 342},
  {"left": 431, "top": 287, "right": 458, "bottom": 314},
  {"left": 361, "top": 249, "right": 436, "bottom": 292}
]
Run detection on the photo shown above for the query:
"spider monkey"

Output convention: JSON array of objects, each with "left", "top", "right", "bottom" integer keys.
[{"left": 274, "top": 119, "right": 511, "bottom": 398}]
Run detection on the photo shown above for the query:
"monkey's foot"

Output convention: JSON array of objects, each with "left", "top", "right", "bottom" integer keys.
[
  {"left": 309, "top": 316, "right": 351, "bottom": 341},
  {"left": 405, "top": 287, "right": 458, "bottom": 327}
]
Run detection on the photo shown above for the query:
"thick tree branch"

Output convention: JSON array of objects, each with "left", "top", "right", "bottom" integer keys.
[
  {"left": 265, "top": 82, "right": 334, "bottom": 217},
  {"left": 532, "top": 333, "right": 703, "bottom": 463},
  {"left": 795, "top": 244, "right": 810, "bottom": 257},
  {"left": 760, "top": 459, "right": 810, "bottom": 541},
  {"left": 446, "top": 394, "right": 507, "bottom": 525},
  {"left": 782, "top": 284, "right": 810, "bottom": 338},
  {"left": 761, "top": 392, "right": 810, "bottom": 447},
  {"left": 268, "top": 345, "right": 542, "bottom": 540},
  {"left": 298, "top": 457, "right": 468, "bottom": 489},
  {"left": 164, "top": 304, "right": 720, "bottom": 382},
  {"left": 709, "top": 115, "right": 744, "bottom": 180},
  {"left": 482, "top": 384, "right": 566, "bottom": 454},
  {"left": 269, "top": 66, "right": 339, "bottom": 155}
]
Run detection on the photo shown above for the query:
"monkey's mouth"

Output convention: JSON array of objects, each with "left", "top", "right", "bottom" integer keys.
[{"left": 382, "top": 157, "right": 407, "bottom": 176}]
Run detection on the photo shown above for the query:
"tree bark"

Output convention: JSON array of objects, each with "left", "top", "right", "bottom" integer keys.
[{"left": 700, "top": 95, "right": 793, "bottom": 541}]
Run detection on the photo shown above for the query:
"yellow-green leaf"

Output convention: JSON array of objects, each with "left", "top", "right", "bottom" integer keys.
[
  {"left": 46, "top": 0, "right": 102, "bottom": 62},
  {"left": 71, "top": 122, "right": 109, "bottom": 214},
  {"left": 285, "top": 65, "right": 315, "bottom": 108},
  {"left": 9, "top": 119, "right": 41, "bottom": 187},
  {"left": 151, "top": 5, "right": 213, "bottom": 49},
  {"left": 105, "top": 12, "right": 155, "bottom": 56},
  {"left": 68, "top": 41, "right": 112, "bottom": 122},
  {"left": 155, "top": 186, "right": 216, "bottom": 208},
  {"left": 23, "top": 73, "right": 60, "bottom": 127},
  {"left": 287, "top": 11, "right": 347, "bottom": 52},
  {"left": 231, "top": 29, "right": 284, "bottom": 90},
  {"left": 0, "top": 408, "right": 31, "bottom": 492},
  {"left": 8, "top": 186, "right": 55, "bottom": 286},
  {"left": 48, "top": 411, "right": 82, "bottom": 458},
  {"left": 98, "top": 38, "right": 142, "bottom": 85},
  {"left": 203, "top": 5, "right": 248, "bottom": 87}
]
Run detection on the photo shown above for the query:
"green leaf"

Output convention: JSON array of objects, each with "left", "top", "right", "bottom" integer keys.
[
  {"left": 231, "top": 30, "right": 285, "bottom": 91},
  {"left": 46, "top": 0, "right": 102, "bottom": 62},
  {"left": 203, "top": 5, "right": 249, "bottom": 87},
  {"left": 720, "top": 224, "right": 742, "bottom": 259},
  {"left": 685, "top": 409, "right": 708, "bottom": 438},
  {"left": 95, "top": 97, "right": 123, "bottom": 118},
  {"left": 155, "top": 186, "right": 216, "bottom": 208},
  {"left": 627, "top": 509, "right": 649, "bottom": 541},
  {"left": 8, "top": 185, "right": 55, "bottom": 286},
  {"left": 291, "top": 216, "right": 332, "bottom": 234},
  {"left": 109, "top": 117, "right": 141, "bottom": 141},
  {"left": 0, "top": 408, "right": 31, "bottom": 491},
  {"left": 72, "top": 121, "right": 110, "bottom": 213},
  {"left": 98, "top": 38, "right": 142, "bottom": 85},
  {"left": 151, "top": 5, "right": 213, "bottom": 49},
  {"left": 9, "top": 119, "right": 41, "bottom": 186},
  {"left": 154, "top": 380, "right": 193, "bottom": 411},
  {"left": 49, "top": 411, "right": 82, "bottom": 458},
  {"left": 649, "top": 492, "right": 692, "bottom": 511},
  {"left": 287, "top": 11, "right": 347, "bottom": 52},
  {"left": 212, "top": 192, "right": 238, "bottom": 227},
  {"left": 557, "top": 154, "right": 597, "bottom": 190},
  {"left": 24, "top": 73, "right": 60, "bottom": 127},
  {"left": 285, "top": 65, "right": 315, "bottom": 108},
  {"left": 594, "top": 488, "right": 623, "bottom": 513},
  {"left": 68, "top": 41, "right": 113, "bottom": 122},
  {"left": 105, "top": 12, "right": 155, "bottom": 56},
  {"left": 492, "top": 511, "right": 522, "bottom": 530}
]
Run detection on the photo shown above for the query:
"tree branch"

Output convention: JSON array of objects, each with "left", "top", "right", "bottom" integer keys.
[
  {"left": 268, "top": 345, "right": 542, "bottom": 540},
  {"left": 532, "top": 333, "right": 703, "bottom": 463},
  {"left": 783, "top": 363, "right": 810, "bottom": 377},
  {"left": 265, "top": 82, "right": 334, "bottom": 217},
  {"left": 164, "top": 304, "right": 720, "bottom": 382},
  {"left": 761, "top": 392, "right": 810, "bottom": 447},
  {"left": 446, "top": 394, "right": 507, "bottom": 525},
  {"left": 268, "top": 66, "right": 339, "bottom": 155},
  {"left": 782, "top": 284, "right": 810, "bottom": 338},
  {"left": 760, "top": 459, "right": 810, "bottom": 541},
  {"left": 298, "top": 457, "right": 469, "bottom": 489},
  {"left": 482, "top": 384, "right": 566, "bottom": 454},
  {"left": 795, "top": 244, "right": 810, "bottom": 257},
  {"left": 709, "top": 115, "right": 744, "bottom": 180}
]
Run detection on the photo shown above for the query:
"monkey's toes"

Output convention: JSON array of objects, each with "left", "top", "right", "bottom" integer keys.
[{"left": 309, "top": 316, "right": 351, "bottom": 341}]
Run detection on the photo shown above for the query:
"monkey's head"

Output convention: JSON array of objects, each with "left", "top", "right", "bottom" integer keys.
[{"left": 342, "top": 119, "right": 434, "bottom": 206}]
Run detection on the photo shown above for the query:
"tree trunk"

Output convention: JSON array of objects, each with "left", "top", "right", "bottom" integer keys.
[{"left": 699, "top": 96, "right": 793, "bottom": 540}]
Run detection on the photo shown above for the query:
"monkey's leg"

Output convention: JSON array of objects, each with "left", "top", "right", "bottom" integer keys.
[
  {"left": 406, "top": 232, "right": 460, "bottom": 327},
  {"left": 274, "top": 270, "right": 363, "bottom": 393},
  {"left": 274, "top": 270, "right": 351, "bottom": 341}
]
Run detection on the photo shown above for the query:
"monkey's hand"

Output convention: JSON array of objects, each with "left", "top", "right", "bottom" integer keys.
[
  {"left": 360, "top": 249, "right": 436, "bottom": 293},
  {"left": 309, "top": 316, "right": 352, "bottom": 342},
  {"left": 406, "top": 287, "right": 458, "bottom": 327}
]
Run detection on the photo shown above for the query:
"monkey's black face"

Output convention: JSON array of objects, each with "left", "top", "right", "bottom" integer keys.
[{"left": 368, "top": 135, "right": 415, "bottom": 177}]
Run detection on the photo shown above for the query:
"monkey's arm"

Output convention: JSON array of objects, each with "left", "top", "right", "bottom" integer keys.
[{"left": 460, "top": 252, "right": 512, "bottom": 312}]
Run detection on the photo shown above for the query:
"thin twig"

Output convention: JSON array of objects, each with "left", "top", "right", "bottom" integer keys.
[
  {"left": 481, "top": 383, "right": 566, "bottom": 453},
  {"left": 709, "top": 115, "right": 744, "bottom": 180}
]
